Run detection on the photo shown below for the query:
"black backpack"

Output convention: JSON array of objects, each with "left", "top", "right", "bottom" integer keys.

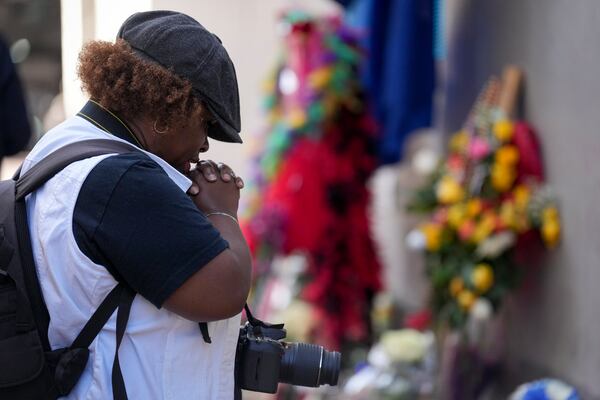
[{"left": 0, "top": 139, "right": 141, "bottom": 399}]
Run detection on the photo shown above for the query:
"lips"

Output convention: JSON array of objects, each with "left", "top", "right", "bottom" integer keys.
[{"left": 182, "top": 161, "right": 190, "bottom": 174}]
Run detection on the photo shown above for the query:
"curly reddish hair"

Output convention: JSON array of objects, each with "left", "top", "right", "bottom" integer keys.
[{"left": 77, "top": 39, "right": 207, "bottom": 128}]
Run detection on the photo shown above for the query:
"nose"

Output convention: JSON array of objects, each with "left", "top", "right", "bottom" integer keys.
[{"left": 199, "top": 136, "right": 210, "bottom": 153}]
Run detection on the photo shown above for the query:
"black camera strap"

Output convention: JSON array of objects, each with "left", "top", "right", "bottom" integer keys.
[
  {"left": 244, "top": 304, "right": 287, "bottom": 340},
  {"left": 244, "top": 303, "right": 284, "bottom": 330},
  {"left": 198, "top": 303, "right": 285, "bottom": 345},
  {"left": 199, "top": 322, "right": 211, "bottom": 343}
]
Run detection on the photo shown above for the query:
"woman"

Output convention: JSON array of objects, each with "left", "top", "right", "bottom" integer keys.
[{"left": 21, "top": 10, "right": 251, "bottom": 399}]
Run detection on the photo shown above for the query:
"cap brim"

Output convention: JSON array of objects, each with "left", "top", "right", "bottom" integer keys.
[{"left": 204, "top": 101, "right": 243, "bottom": 143}]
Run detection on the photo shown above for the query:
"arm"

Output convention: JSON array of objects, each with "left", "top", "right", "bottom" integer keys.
[
  {"left": 163, "top": 163, "right": 252, "bottom": 322},
  {"left": 74, "top": 155, "right": 251, "bottom": 323},
  {"left": 163, "top": 213, "right": 251, "bottom": 322}
]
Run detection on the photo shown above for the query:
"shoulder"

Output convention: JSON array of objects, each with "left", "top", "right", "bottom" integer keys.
[
  {"left": 74, "top": 151, "right": 228, "bottom": 307},
  {"left": 83, "top": 151, "right": 169, "bottom": 193},
  {"left": 75, "top": 151, "right": 183, "bottom": 232},
  {"left": 93, "top": 151, "right": 159, "bottom": 173}
]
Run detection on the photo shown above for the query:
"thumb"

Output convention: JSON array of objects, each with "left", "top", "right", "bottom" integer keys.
[{"left": 187, "top": 183, "right": 200, "bottom": 196}]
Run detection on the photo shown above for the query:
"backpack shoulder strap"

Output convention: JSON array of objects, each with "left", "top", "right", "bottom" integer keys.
[
  {"left": 13, "top": 139, "right": 140, "bottom": 399},
  {"left": 13, "top": 138, "right": 139, "bottom": 340},
  {"left": 69, "top": 282, "right": 134, "bottom": 400},
  {"left": 15, "top": 139, "right": 139, "bottom": 201}
]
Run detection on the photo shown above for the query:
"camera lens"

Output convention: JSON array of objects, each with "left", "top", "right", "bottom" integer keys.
[{"left": 279, "top": 343, "right": 341, "bottom": 388}]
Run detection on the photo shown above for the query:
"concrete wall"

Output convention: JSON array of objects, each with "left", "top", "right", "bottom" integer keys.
[{"left": 444, "top": 1, "right": 600, "bottom": 397}]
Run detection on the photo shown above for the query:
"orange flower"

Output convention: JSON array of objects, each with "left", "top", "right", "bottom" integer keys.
[
  {"left": 458, "top": 220, "right": 476, "bottom": 241},
  {"left": 491, "top": 163, "right": 516, "bottom": 192},
  {"left": 466, "top": 199, "right": 483, "bottom": 218},
  {"left": 495, "top": 145, "right": 520, "bottom": 166},
  {"left": 449, "top": 277, "right": 464, "bottom": 297}
]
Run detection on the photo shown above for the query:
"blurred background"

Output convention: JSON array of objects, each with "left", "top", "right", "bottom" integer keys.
[{"left": 1, "top": 1, "right": 599, "bottom": 399}]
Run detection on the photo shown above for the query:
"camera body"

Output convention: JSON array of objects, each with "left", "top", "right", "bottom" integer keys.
[
  {"left": 236, "top": 323, "right": 287, "bottom": 393},
  {"left": 236, "top": 321, "right": 341, "bottom": 394}
]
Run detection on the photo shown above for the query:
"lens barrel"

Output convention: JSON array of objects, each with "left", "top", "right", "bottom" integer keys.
[{"left": 279, "top": 343, "right": 341, "bottom": 387}]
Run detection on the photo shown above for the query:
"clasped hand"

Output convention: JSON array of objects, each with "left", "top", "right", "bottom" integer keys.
[{"left": 186, "top": 160, "right": 244, "bottom": 217}]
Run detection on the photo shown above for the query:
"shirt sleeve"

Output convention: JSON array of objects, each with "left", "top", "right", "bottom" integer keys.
[{"left": 73, "top": 152, "right": 229, "bottom": 307}]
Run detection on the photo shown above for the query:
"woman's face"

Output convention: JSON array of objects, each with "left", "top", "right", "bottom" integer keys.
[{"left": 148, "top": 116, "right": 210, "bottom": 174}]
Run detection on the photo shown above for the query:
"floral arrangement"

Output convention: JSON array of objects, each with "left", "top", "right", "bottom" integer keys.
[
  {"left": 242, "top": 12, "right": 381, "bottom": 349},
  {"left": 244, "top": 10, "right": 365, "bottom": 204},
  {"left": 343, "top": 329, "right": 436, "bottom": 399},
  {"left": 406, "top": 68, "right": 561, "bottom": 328}
]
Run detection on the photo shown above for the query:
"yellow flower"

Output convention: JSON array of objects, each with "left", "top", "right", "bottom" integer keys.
[
  {"left": 457, "top": 290, "right": 476, "bottom": 310},
  {"left": 513, "top": 185, "right": 531, "bottom": 209},
  {"left": 500, "top": 201, "right": 517, "bottom": 229},
  {"left": 542, "top": 206, "right": 559, "bottom": 222},
  {"left": 542, "top": 219, "right": 561, "bottom": 248},
  {"left": 268, "top": 109, "right": 281, "bottom": 124},
  {"left": 449, "top": 277, "right": 464, "bottom": 297},
  {"left": 450, "top": 130, "right": 469, "bottom": 153},
  {"left": 472, "top": 264, "right": 494, "bottom": 293},
  {"left": 287, "top": 108, "right": 306, "bottom": 129},
  {"left": 493, "top": 120, "right": 515, "bottom": 142},
  {"left": 466, "top": 199, "right": 483, "bottom": 218},
  {"left": 420, "top": 223, "right": 442, "bottom": 252},
  {"left": 495, "top": 145, "right": 520, "bottom": 166},
  {"left": 472, "top": 213, "right": 497, "bottom": 243},
  {"left": 491, "top": 163, "right": 516, "bottom": 192},
  {"left": 262, "top": 77, "right": 276, "bottom": 93},
  {"left": 447, "top": 204, "right": 467, "bottom": 228},
  {"left": 309, "top": 67, "right": 332, "bottom": 90},
  {"left": 436, "top": 176, "right": 465, "bottom": 204}
]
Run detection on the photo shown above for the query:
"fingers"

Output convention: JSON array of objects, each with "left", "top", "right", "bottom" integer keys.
[
  {"left": 217, "top": 162, "right": 234, "bottom": 182},
  {"left": 234, "top": 176, "right": 244, "bottom": 189},
  {"left": 188, "top": 182, "right": 200, "bottom": 196},
  {"left": 193, "top": 160, "right": 244, "bottom": 189},
  {"left": 186, "top": 170, "right": 201, "bottom": 195},
  {"left": 197, "top": 160, "right": 218, "bottom": 182},
  {"left": 221, "top": 165, "right": 244, "bottom": 188}
]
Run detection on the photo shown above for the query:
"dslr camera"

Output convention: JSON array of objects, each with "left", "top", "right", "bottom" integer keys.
[{"left": 235, "top": 310, "right": 341, "bottom": 394}]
